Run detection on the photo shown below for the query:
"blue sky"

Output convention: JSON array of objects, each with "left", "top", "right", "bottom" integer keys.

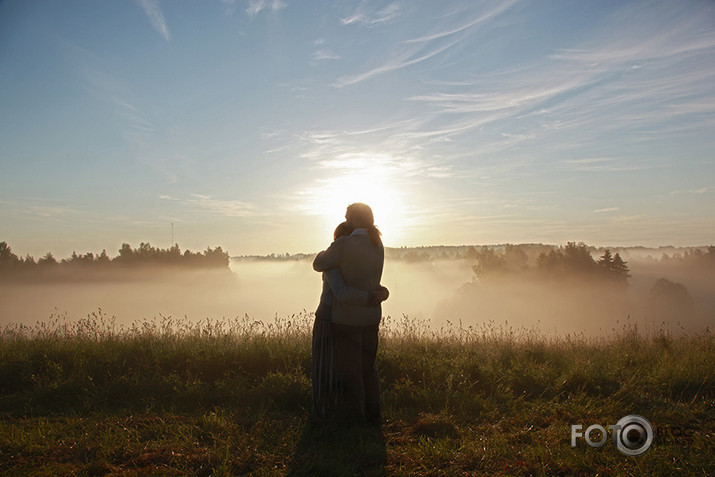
[{"left": 1, "top": 0, "right": 714, "bottom": 258}]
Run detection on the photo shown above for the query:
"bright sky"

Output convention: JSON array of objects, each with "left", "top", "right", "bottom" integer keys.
[{"left": 1, "top": 0, "right": 714, "bottom": 258}]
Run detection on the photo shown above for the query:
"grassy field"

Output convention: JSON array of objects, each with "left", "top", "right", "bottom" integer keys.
[{"left": 0, "top": 311, "right": 712, "bottom": 476}]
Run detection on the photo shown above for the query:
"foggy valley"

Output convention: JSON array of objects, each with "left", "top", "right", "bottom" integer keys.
[{"left": 1, "top": 244, "right": 712, "bottom": 338}]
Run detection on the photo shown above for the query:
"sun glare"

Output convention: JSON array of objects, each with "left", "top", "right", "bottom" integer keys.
[{"left": 309, "top": 154, "right": 408, "bottom": 245}]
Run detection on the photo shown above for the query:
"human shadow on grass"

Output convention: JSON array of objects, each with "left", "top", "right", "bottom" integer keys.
[{"left": 287, "top": 418, "right": 387, "bottom": 477}]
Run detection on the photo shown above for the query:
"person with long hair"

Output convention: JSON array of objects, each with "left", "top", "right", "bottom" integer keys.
[
  {"left": 311, "top": 220, "right": 388, "bottom": 419},
  {"left": 313, "top": 203, "right": 385, "bottom": 425}
]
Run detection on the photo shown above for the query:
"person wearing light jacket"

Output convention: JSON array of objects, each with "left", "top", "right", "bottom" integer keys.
[
  {"left": 313, "top": 203, "right": 385, "bottom": 425},
  {"left": 311, "top": 220, "right": 388, "bottom": 420}
]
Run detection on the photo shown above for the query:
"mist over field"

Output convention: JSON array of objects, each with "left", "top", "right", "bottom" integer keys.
[
  {"left": 1, "top": 245, "right": 712, "bottom": 337},
  {"left": 0, "top": 259, "right": 469, "bottom": 328}
]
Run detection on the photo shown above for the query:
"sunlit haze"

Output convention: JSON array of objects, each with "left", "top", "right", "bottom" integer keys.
[{"left": 1, "top": 1, "right": 714, "bottom": 258}]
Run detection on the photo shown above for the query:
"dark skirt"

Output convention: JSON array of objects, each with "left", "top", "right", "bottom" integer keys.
[{"left": 311, "top": 302, "right": 342, "bottom": 418}]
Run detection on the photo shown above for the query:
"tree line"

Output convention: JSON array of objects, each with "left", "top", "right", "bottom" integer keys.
[
  {"left": 656, "top": 246, "right": 715, "bottom": 267},
  {"left": 469, "top": 242, "right": 631, "bottom": 286},
  {"left": 0, "top": 241, "right": 229, "bottom": 277}
]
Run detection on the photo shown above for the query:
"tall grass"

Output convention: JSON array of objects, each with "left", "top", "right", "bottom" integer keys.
[
  {"left": 1, "top": 310, "right": 314, "bottom": 415},
  {"left": 0, "top": 310, "right": 712, "bottom": 475}
]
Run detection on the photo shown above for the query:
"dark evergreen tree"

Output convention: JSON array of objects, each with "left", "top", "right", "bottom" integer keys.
[
  {"left": 38, "top": 252, "right": 58, "bottom": 267},
  {"left": 0, "top": 241, "right": 18, "bottom": 264},
  {"left": 597, "top": 249, "right": 614, "bottom": 267},
  {"left": 611, "top": 253, "right": 630, "bottom": 283}
]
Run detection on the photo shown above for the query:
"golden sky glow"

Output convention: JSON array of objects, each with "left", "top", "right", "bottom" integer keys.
[{"left": 295, "top": 153, "right": 409, "bottom": 246}]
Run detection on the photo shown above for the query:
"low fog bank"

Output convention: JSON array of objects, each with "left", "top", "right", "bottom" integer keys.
[
  {"left": 439, "top": 273, "right": 712, "bottom": 337},
  {"left": 0, "top": 268, "right": 242, "bottom": 327},
  {"left": 436, "top": 250, "right": 713, "bottom": 337},
  {"left": 0, "top": 260, "right": 474, "bottom": 328},
  {"left": 1, "top": 252, "right": 712, "bottom": 337}
]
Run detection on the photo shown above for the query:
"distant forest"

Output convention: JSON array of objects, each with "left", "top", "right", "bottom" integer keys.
[
  {"left": 238, "top": 243, "right": 715, "bottom": 266},
  {"left": 0, "top": 242, "right": 229, "bottom": 278},
  {"left": 3, "top": 240, "right": 713, "bottom": 283},
  {"left": 237, "top": 242, "right": 715, "bottom": 290}
]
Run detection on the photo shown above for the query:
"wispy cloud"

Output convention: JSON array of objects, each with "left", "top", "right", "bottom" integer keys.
[
  {"left": 549, "top": 6, "right": 715, "bottom": 66},
  {"left": 73, "top": 49, "right": 163, "bottom": 148},
  {"left": 135, "top": 0, "right": 170, "bottom": 42},
  {"left": 295, "top": 127, "right": 456, "bottom": 180},
  {"left": 594, "top": 207, "right": 620, "bottom": 214},
  {"left": 280, "top": 127, "right": 461, "bottom": 235},
  {"left": 0, "top": 199, "right": 84, "bottom": 219},
  {"left": 335, "top": 35, "right": 465, "bottom": 87},
  {"left": 220, "top": 0, "right": 238, "bottom": 16},
  {"left": 109, "top": 96, "right": 160, "bottom": 146},
  {"left": 669, "top": 186, "right": 713, "bottom": 196},
  {"left": 336, "top": 2, "right": 519, "bottom": 88},
  {"left": 161, "top": 194, "right": 257, "bottom": 217},
  {"left": 407, "top": 75, "right": 591, "bottom": 114},
  {"left": 246, "top": 0, "right": 286, "bottom": 18},
  {"left": 311, "top": 49, "right": 341, "bottom": 63},
  {"left": 404, "top": 0, "right": 519, "bottom": 44},
  {"left": 393, "top": 1, "right": 715, "bottom": 159},
  {"left": 341, "top": 1, "right": 402, "bottom": 26},
  {"left": 559, "top": 157, "right": 654, "bottom": 172}
]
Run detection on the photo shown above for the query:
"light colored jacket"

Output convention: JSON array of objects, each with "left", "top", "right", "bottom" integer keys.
[{"left": 313, "top": 229, "right": 384, "bottom": 326}]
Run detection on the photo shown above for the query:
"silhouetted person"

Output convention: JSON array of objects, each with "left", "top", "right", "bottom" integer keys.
[
  {"left": 313, "top": 203, "right": 385, "bottom": 425},
  {"left": 312, "top": 220, "right": 388, "bottom": 420}
]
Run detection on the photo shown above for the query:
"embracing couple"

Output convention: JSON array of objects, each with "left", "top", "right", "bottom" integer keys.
[{"left": 311, "top": 202, "right": 388, "bottom": 426}]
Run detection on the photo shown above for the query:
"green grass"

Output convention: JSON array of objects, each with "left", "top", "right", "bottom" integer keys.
[{"left": 0, "top": 311, "right": 712, "bottom": 476}]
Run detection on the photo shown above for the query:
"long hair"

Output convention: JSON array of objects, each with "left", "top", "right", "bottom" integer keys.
[{"left": 346, "top": 202, "right": 382, "bottom": 246}]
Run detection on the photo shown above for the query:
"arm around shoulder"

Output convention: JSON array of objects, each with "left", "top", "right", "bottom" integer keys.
[
  {"left": 312, "top": 237, "right": 345, "bottom": 272},
  {"left": 324, "top": 268, "right": 369, "bottom": 305}
]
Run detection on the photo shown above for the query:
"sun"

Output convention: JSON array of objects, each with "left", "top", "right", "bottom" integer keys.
[
  {"left": 307, "top": 156, "right": 408, "bottom": 246},
  {"left": 322, "top": 173, "right": 404, "bottom": 243}
]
